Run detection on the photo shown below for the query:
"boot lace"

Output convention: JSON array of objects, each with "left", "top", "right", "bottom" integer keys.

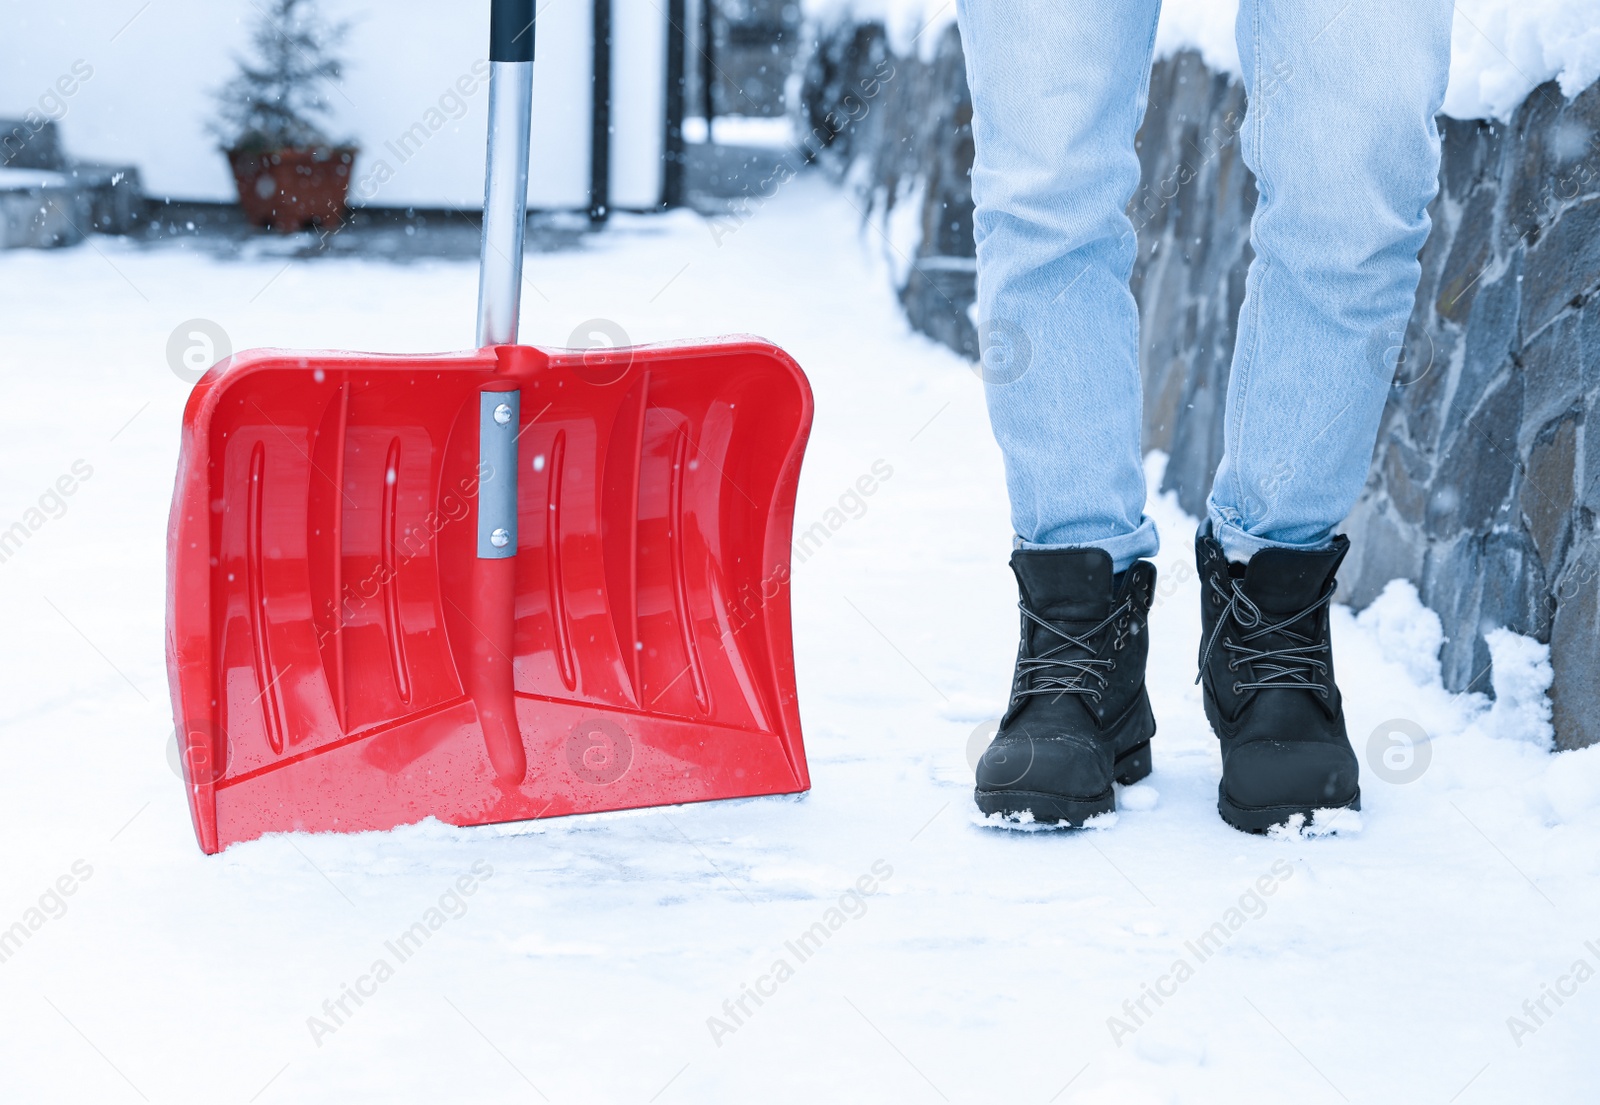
[
  {"left": 1196, "top": 574, "right": 1336, "bottom": 697},
  {"left": 1016, "top": 596, "right": 1137, "bottom": 704}
]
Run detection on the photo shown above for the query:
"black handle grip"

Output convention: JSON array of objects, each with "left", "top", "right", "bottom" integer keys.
[{"left": 490, "top": 0, "right": 535, "bottom": 63}]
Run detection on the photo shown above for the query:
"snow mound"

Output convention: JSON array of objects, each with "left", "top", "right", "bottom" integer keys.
[
  {"left": 1479, "top": 627, "right": 1556, "bottom": 749},
  {"left": 804, "top": 0, "right": 958, "bottom": 60},
  {"left": 1541, "top": 745, "right": 1600, "bottom": 822},
  {"left": 1118, "top": 784, "right": 1161, "bottom": 812},
  {"left": 1446, "top": 0, "right": 1600, "bottom": 121},
  {"left": 1354, "top": 580, "right": 1445, "bottom": 690}
]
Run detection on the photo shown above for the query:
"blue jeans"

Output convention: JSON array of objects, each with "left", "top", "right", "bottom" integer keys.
[{"left": 956, "top": 0, "right": 1453, "bottom": 569}]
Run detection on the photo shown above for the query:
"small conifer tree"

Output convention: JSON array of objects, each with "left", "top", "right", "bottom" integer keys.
[{"left": 213, "top": 0, "right": 350, "bottom": 151}]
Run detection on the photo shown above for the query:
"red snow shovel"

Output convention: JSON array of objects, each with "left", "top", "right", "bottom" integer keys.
[{"left": 166, "top": 0, "right": 813, "bottom": 854}]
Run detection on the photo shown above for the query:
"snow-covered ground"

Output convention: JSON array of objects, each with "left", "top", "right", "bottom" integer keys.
[{"left": 3, "top": 178, "right": 1600, "bottom": 1102}]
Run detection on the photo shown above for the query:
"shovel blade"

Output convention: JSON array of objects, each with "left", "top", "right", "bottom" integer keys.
[{"left": 167, "top": 340, "right": 812, "bottom": 853}]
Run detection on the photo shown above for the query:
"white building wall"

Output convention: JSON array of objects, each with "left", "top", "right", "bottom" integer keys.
[{"left": 0, "top": 0, "right": 666, "bottom": 209}]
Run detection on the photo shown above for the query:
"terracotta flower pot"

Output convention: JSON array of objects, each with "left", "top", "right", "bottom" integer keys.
[{"left": 226, "top": 146, "right": 357, "bottom": 232}]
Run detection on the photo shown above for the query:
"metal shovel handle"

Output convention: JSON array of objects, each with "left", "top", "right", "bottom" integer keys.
[{"left": 476, "top": 0, "right": 536, "bottom": 346}]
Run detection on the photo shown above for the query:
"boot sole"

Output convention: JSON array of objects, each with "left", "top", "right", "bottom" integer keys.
[
  {"left": 1217, "top": 783, "right": 1361, "bottom": 834},
  {"left": 974, "top": 740, "right": 1153, "bottom": 827}
]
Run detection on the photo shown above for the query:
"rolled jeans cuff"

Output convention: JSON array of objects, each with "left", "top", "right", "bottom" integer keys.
[
  {"left": 1207, "top": 509, "right": 1336, "bottom": 563},
  {"left": 1014, "top": 515, "right": 1160, "bottom": 574}
]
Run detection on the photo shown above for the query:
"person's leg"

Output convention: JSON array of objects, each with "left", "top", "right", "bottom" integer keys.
[
  {"left": 1207, "top": 0, "right": 1453, "bottom": 559},
  {"left": 1197, "top": 0, "right": 1452, "bottom": 832},
  {"left": 957, "top": 0, "right": 1162, "bottom": 572},
  {"left": 959, "top": 0, "right": 1165, "bottom": 826}
]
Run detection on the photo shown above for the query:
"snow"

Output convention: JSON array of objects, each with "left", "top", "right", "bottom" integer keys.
[
  {"left": 805, "top": 0, "right": 1600, "bottom": 121},
  {"left": 682, "top": 115, "right": 798, "bottom": 148},
  {"left": 804, "top": 0, "right": 959, "bottom": 61},
  {"left": 1354, "top": 580, "right": 1447, "bottom": 690},
  {"left": 4, "top": 176, "right": 1600, "bottom": 1100},
  {"left": 0, "top": 167, "right": 70, "bottom": 190},
  {"left": 1480, "top": 628, "right": 1556, "bottom": 750},
  {"left": 1154, "top": 0, "right": 1246, "bottom": 78},
  {"left": 1445, "top": 0, "right": 1600, "bottom": 122}
]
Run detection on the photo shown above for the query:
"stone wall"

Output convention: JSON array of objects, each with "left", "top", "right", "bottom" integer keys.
[
  {"left": 799, "top": 22, "right": 1600, "bottom": 749},
  {"left": 1357, "top": 87, "right": 1600, "bottom": 748}
]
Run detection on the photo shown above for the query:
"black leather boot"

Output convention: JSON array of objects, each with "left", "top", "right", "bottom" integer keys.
[
  {"left": 975, "top": 549, "right": 1157, "bottom": 825},
  {"left": 1196, "top": 527, "right": 1361, "bottom": 832}
]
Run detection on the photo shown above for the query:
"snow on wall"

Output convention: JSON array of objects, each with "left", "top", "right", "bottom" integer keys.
[
  {"left": 803, "top": 0, "right": 1600, "bottom": 122},
  {"left": 1445, "top": 0, "right": 1600, "bottom": 121},
  {"left": 0, "top": 0, "right": 666, "bottom": 209}
]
